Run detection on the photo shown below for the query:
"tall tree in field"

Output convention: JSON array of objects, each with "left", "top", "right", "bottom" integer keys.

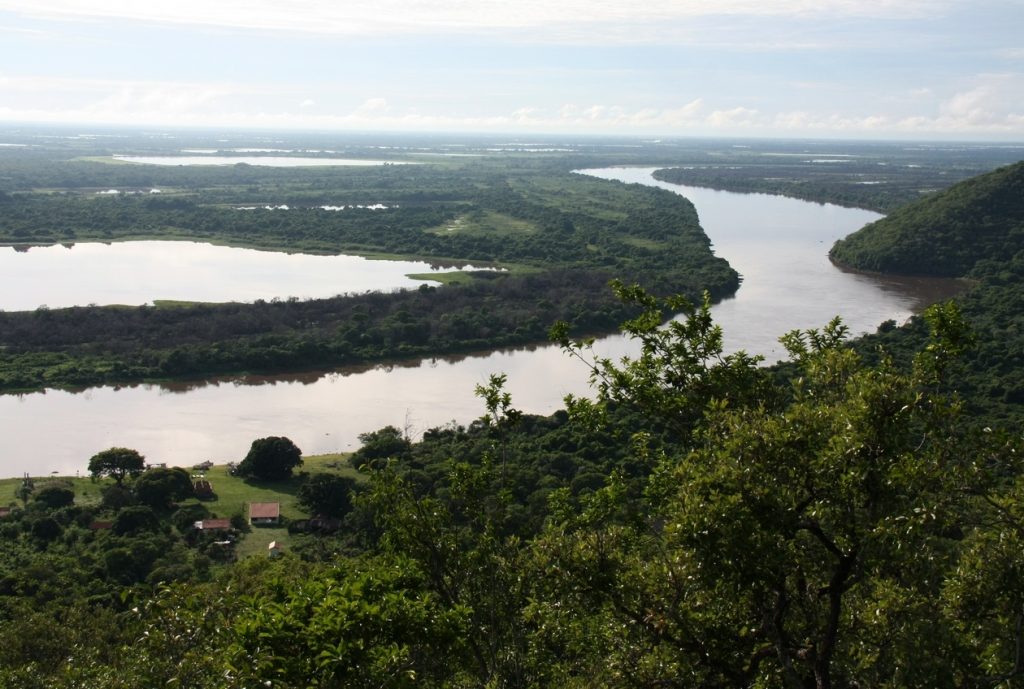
[
  {"left": 237, "top": 436, "right": 303, "bottom": 481},
  {"left": 87, "top": 447, "right": 145, "bottom": 485}
]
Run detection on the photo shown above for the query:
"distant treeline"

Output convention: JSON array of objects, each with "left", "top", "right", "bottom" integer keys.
[{"left": 653, "top": 160, "right": 993, "bottom": 213}]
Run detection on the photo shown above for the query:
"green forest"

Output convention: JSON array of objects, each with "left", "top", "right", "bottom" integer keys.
[{"left": 2, "top": 133, "right": 1024, "bottom": 687}]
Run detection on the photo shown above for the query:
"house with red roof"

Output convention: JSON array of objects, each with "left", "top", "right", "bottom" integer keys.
[{"left": 249, "top": 502, "right": 280, "bottom": 526}]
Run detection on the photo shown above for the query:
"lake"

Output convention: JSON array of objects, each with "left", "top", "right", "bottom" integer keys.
[
  {"left": 0, "top": 241, "right": 460, "bottom": 311},
  {"left": 0, "top": 169, "right": 964, "bottom": 477},
  {"left": 112, "top": 155, "right": 410, "bottom": 167}
]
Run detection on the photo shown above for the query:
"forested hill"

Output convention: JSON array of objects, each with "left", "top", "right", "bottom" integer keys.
[
  {"left": 830, "top": 160, "right": 1024, "bottom": 276},
  {"left": 831, "top": 161, "right": 1024, "bottom": 427}
]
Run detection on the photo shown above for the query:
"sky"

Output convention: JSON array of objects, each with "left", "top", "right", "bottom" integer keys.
[{"left": 0, "top": 0, "right": 1022, "bottom": 139}]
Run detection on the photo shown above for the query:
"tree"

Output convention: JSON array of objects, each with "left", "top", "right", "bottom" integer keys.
[
  {"left": 350, "top": 425, "right": 411, "bottom": 470},
  {"left": 535, "top": 291, "right": 1019, "bottom": 688},
  {"left": 236, "top": 436, "right": 302, "bottom": 481},
  {"left": 134, "top": 467, "right": 194, "bottom": 510},
  {"left": 113, "top": 505, "right": 161, "bottom": 536},
  {"left": 297, "top": 473, "right": 357, "bottom": 518},
  {"left": 88, "top": 447, "right": 145, "bottom": 485},
  {"left": 31, "top": 482, "right": 75, "bottom": 510},
  {"left": 29, "top": 516, "right": 62, "bottom": 543}
]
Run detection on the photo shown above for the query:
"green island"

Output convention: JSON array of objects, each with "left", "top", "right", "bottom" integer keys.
[
  {"left": 3, "top": 131, "right": 1024, "bottom": 687},
  {"left": 0, "top": 143, "right": 739, "bottom": 392}
]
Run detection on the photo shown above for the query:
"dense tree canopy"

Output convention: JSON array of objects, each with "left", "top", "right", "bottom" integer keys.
[
  {"left": 87, "top": 447, "right": 146, "bottom": 485},
  {"left": 2, "top": 286, "right": 1024, "bottom": 688},
  {"left": 236, "top": 436, "right": 303, "bottom": 481},
  {"left": 297, "top": 473, "right": 358, "bottom": 519},
  {"left": 133, "top": 467, "right": 194, "bottom": 510},
  {"left": 830, "top": 160, "right": 1024, "bottom": 277}
]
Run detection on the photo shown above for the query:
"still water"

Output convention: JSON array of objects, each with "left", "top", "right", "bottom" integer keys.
[
  {"left": 0, "top": 241, "right": 453, "bottom": 311},
  {"left": 0, "top": 169, "right": 964, "bottom": 476},
  {"left": 113, "top": 155, "right": 408, "bottom": 167}
]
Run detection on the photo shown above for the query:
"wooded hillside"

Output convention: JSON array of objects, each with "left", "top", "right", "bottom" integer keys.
[{"left": 830, "top": 160, "right": 1024, "bottom": 277}]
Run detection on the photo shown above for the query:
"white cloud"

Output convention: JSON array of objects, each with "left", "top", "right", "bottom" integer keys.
[
  {"left": 0, "top": 0, "right": 954, "bottom": 38},
  {"left": 707, "top": 106, "right": 760, "bottom": 127},
  {"left": 938, "top": 74, "right": 1024, "bottom": 126},
  {"left": 352, "top": 98, "right": 389, "bottom": 116},
  {"left": 299, "top": 98, "right": 315, "bottom": 108}
]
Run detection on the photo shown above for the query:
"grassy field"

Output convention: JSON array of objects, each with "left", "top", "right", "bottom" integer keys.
[
  {"left": 0, "top": 453, "right": 362, "bottom": 558},
  {"left": 425, "top": 211, "right": 538, "bottom": 237}
]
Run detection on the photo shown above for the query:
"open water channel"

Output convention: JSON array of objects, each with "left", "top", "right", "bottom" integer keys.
[{"left": 0, "top": 168, "right": 964, "bottom": 476}]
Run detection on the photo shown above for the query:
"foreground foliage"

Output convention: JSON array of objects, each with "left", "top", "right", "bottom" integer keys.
[{"left": 3, "top": 286, "right": 1022, "bottom": 688}]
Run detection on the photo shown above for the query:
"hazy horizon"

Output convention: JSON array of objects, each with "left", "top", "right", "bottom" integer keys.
[{"left": 1, "top": 0, "right": 1022, "bottom": 141}]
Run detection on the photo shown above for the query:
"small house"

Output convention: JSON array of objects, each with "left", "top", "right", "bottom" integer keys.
[
  {"left": 89, "top": 520, "right": 114, "bottom": 531},
  {"left": 249, "top": 502, "right": 281, "bottom": 526},
  {"left": 0, "top": 507, "right": 11, "bottom": 519},
  {"left": 268, "top": 541, "right": 283, "bottom": 558}
]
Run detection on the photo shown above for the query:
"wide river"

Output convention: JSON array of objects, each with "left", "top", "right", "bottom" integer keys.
[{"left": 1, "top": 168, "right": 963, "bottom": 477}]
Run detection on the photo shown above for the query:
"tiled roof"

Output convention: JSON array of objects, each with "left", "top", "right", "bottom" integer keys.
[{"left": 249, "top": 502, "right": 280, "bottom": 519}]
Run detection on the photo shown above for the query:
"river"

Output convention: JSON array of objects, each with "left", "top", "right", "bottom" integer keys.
[{"left": 0, "top": 168, "right": 963, "bottom": 477}]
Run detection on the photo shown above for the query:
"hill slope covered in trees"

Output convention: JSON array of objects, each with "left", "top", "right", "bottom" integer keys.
[
  {"left": 825, "top": 159, "right": 1024, "bottom": 428},
  {"left": 830, "top": 160, "right": 1024, "bottom": 277}
]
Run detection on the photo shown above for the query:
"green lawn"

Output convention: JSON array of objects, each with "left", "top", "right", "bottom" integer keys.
[
  {"left": 0, "top": 475, "right": 105, "bottom": 508},
  {"left": 425, "top": 210, "right": 538, "bottom": 237},
  {"left": 1, "top": 453, "right": 362, "bottom": 558},
  {"left": 186, "top": 453, "right": 362, "bottom": 556}
]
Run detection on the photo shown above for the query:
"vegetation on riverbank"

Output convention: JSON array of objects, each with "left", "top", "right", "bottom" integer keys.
[
  {"left": 0, "top": 148, "right": 738, "bottom": 392},
  {"left": 650, "top": 142, "right": 1020, "bottom": 213}
]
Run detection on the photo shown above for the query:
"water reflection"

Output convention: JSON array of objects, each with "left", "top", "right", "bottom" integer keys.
[{"left": 0, "top": 241, "right": 491, "bottom": 310}]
